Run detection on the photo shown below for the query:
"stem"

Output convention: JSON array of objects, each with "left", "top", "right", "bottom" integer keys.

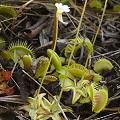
[
  {"left": 51, "top": 0, "right": 60, "bottom": 49},
  {"left": 56, "top": 0, "right": 88, "bottom": 105},
  {"left": 37, "top": 0, "right": 59, "bottom": 96},
  {"left": 81, "top": 0, "right": 108, "bottom": 81}
]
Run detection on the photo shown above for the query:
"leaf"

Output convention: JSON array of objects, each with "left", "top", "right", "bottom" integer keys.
[
  {"left": 89, "top": 0, "right": 102, "bottom": 9},
  {"left": 113, "top": 5, "right": 120, "bottom": 12},
  {"left": 46, "top": 4, "right": 55, "bottom": 10},
  {"left": 0, "top": 51, "right": 11, "bottom": 60},
  {"left": 47, "top": 49, "right": 61, "bottom": 70},
  {"left": 35, "top": 56, "right": 50, "bottom": 78},
  {"left": 56, "top": 66, "right": 75, "bottom": 80},
  {"left": 59, "top": 74, "right": 74, "bottom": 88},
  {"left": 22, "top": 55, "right": 32, "bottom": 71},
  {"left": 80, "top": 96, "right": 91, "bottom": 104},
  {"left": 26, "top": 97, "right": 37, "bottom": 109},
  {"left": 88, "top": 83, "right": 108, "bottom": 113},
  {"left": 94, "top": 59, "right": 113, "bottom": 73},
  {"left": 0, "top": 82, "right": 7, "bottom": 91},
  {"left": 5, "top": 87, "right": 14, "bottom": 96},
  {"left": 69, "top": 64, "right": 89, "bottom": 78},
  {"left": 64, "top": 44, "right": 80, "bottom": 57},
  {"left": 72, "top": 88, "right": 82, "bottom": 104},
  {"left": 19, "top": 93, "right": 71, "bottom": 120},
  {"left": 0, "top": 5, "right": 16, "bottom": 18},
  {"left": 0, "top": 70, "right": 11, "bottom": 82}
]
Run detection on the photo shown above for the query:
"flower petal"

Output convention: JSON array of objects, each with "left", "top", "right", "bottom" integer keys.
[
  {"left": 56, "top": 12, "right": 68, "bottom": 24},
  {"left": 63, "top": 5, "right": 70, "bottom": 12},
  {"left": 55, "top": 3, "right": 70, "bottom": 13}
]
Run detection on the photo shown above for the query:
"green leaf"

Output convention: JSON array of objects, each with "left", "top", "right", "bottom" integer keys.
[
  {"left": 46, "top": 4, "right": 55, "bottom": 10},
  {"left": 69, "top": 64, "right": 89, "bottom": 78},
  {"left": 113, "top": 5, "right": 120, "bottom": 12},
  {"left": 89, "top": 0, "right": 102, "bottom": 9},
  {"left": 94, "top": 59, "right": 113, "bottom": 73},
  {"left": 88, "top": 83, "right": 108, "bottom": 113},
  {"left": 56, "top": 66, "right": 75, "bottom": 80},
  {"left": 22, "top": 55, "right": 32, "bottom": 71},
  {"left": 0, "top": 5, "right": 16, "bottom": 18},
  {"left": 61, "top": 0, "right": 69, "bottom": 5},
  {"left": 64, "top": 44, "right": 80, "bottom": 57},
  {"left": 35, "top": 57, "right": 50, "bottom": 78},
  {"left": 80, "top": 96, "right": 91, "bottom": 103},
  {"left": 47, "top": 49, "right": 61, "bottom": 70},
  {"left": 59, "top": 74, "right": 74, "bottom": 88}
]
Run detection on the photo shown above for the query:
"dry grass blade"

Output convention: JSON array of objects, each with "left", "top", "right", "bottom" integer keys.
[
  {"left": 0, "top": 95, "right": 26, "bottom": 104},
  {"left": 67, "top": 12, "right": 98, "bottom": 32},
  {"left": 69, "top": 0, "right": 101, "bottom": 32},
  {"left": 11, "top": 0, "right": 34, "bottom": 38}
]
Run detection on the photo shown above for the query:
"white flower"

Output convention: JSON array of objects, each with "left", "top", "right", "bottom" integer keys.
[
  {"left": 55, "top": 3, "right": 70, "bottom": 24},
  {"left": 55, "top": 3, "right": 70, "bottom": 13}
]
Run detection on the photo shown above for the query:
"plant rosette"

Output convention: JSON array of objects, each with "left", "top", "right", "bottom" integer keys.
[
  {"left": 59, "top": 74, "right": 90, "bottom": 104},
  {"left": 18, "top": 93, "right": 71, "bottom": 120}
]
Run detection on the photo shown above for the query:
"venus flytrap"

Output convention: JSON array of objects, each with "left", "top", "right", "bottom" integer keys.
[
  {"left": 86, "top": 82, "right": 108, "bottom": 113},
  {"left": 4, "top": 41, "right": 35, "bottom": 70},
  {"left": 38, "top": 75, "right": 58, "bottom": 84},
  {"left": 56, "top": 56, "right": 111, "bottom": 112},
  {"left": 69, "top": 64, "right": 89, "bottom": 78},
  {"left": 47, "top": 49, "right": 61, "bottom": 70},
  {"left": 38, "top": 3, "right": 71, "bottom": 108},
  {"left": 1, "top": 41, "right": 36, "bottom": 72},
  {"left": 18, "top": 93, "right": 71, "bottom": 120},
  {"left": 29, "top": 3, "right": 71, "bottom": 119},
  {"left": 76, "top": 0, "right": 108, "bottom": 113},
  {"left": 8, "top": 41, "right": 34, "bottom": 59},
  {"left": 17, "top": 0, "right": 110, "bottom": 118},
  {"left": 64, "top": 37, "right": 94, "bottom": 58},
  {"left": 59, "top": 74, "right": 89, "bottom": 104},
  {"left": 22, "top": 55, "right": 32, "bottom": 71},
  {"left": 58, "top": 66, "right": 109, "bottom": 111},
  {"left": 56, "top": 0, "right": 88, "bottom": 108},
  {"left": 80, "top": 0, "right": 108, "bottom": 82},
  {"left": 94, "top": 59, "right": 113, "bottom": 73},
  {"left": 35, "top": 56, "right": 50, "bottom": 79}
]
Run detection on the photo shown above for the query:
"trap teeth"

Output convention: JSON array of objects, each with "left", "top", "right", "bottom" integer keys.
[
  {"left": 8, "top": 41, "right": 34, "bottom": 58},
  {"left": 94, "top": 59, "right": 113, "bottom": 73},
  {"left": 69, "top": 64, "right": 89, "bottom": 78}
]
